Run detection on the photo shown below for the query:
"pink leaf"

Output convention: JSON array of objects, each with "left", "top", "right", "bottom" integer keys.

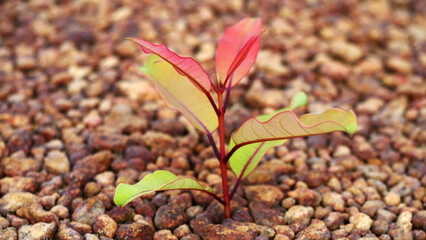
[
  {"left": 216, "top": 18, "right": 262, "bottom": 88},
  {"left": 127, "top": 38, "right": 212, "bottom": 91}
]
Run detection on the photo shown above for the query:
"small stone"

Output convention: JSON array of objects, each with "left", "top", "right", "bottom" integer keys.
[
  {"left": 386, "top": 57, "right": 412, "bottom": 75},
  {"left": 199, "top": 220, "right": 258, "bottom": 240},
  {"left": 257, "top": 225, "right": 275, "bottom": 238},
  {"left": 281, "top": 198, "right": 296, "bottom": 209},
  {"left": 180, "top": 233, "right": 201, "bottom": 240},
  {"left": 153, "top": 229, "right": 178, "bottom": 240},
  {"left": 295, "top": 219, "right": 331, "bottom": 240},
  {"left": 330, "top": 40, "right": 363, "bottom": 63},
  {"left": 173, "top": 224, "right": 191, "bottom": 238},
  {"left": 287, "top": 188, "right": 321, "bottom": 206},
  {"left": 412, "top": 230, "right": 426, "bottom": 240},
  {"left": 93, "top": 214, "right": 117, "bottom": 238},
  {"left": 0, "top": 216, "right": 9, "bottom": 229},
  {"left": 322, "top": 192, "right": 345, "bottom": 211},
  {"left": 15, "top": 197, "right": 58, "bottom": 224},
  {"left": 186, "top": 206, "right": 204, "bottom": 219},
  {"left": 245, "top": 185, "right": 284, "bottom": 206},
  {"left": 320, "top": 60, "right": 351, "bottom": 81},
  {"left": 284, "top": 205, "right": 314, "bottom": 232},
  {"left": 397, "top": 211, "right": 413, "bottom": 230},
  {"left": 44, "top": 150, "right": 70, "bottom": 174},
  {"left": 324, "top": 212, "right": 344, "bottom": 230},
  {"left": 72, "top": 198, "right": 105, "bottom": 225},
  {"left": 154, "top": 205, "right": 188, "bottom": 230},
  {"left": 350, "top": 213, "right": 373, "bottom": 230},
  {"left": 84, "top": 233, "right": 100, "bottom": 240},
  {"left": 273, "top": 225, "right": 294, "bottom": 239},
  {"left": 68, "top": 221, "right": 92, "bottom": 235},
  {"left": 384, "top": 192, "right": 401, "bottom": 206},
  {"left": 0, "top": 227, "right": 17, "bottom": 240},
  {"left": 1, "top": 151, "right": 40, "bottom": 177},
  {"left": 412, "top": 211, "right": 426, "bottom": 230},
  {"left": 249, "top": 201, "right": 285, "bottom": 227},
  {"left": 56, "top": 223, "right": 83, "bottom": 240},
  {"left": 0, "top": 177, "right": 37, "bottom": 194},
  {"left": 389, "top": 228, "right": 413, "bottom": 240},
  {"left": 50, "top": 205, "right": 69, "bottom": 219},
  {"left": 357, "top": 98, "right": 385, "bottom": 115},
  {"left": 116, "top": 222, "right": 154, "bottom": 240},
  {"left": 372, "top": 220, "right": 389, "bottom": 235},
  {"left": 361, "top": 200, "right": 386, "bottom": 217},
  {"left": 18, "top": 222, "right": 56, "bottom": 240},
  {"left": 95, "top": 171, "right": 115, "bottom": 187}
]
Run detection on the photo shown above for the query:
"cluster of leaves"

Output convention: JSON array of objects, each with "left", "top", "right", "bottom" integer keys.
[{"left": 114, "top": 18, "right": 357, "bottom": 217}]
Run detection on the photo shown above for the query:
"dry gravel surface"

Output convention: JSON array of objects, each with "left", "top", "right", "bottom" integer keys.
[{"left": 0, "top": 0, "right": 425, "bottom": 240}]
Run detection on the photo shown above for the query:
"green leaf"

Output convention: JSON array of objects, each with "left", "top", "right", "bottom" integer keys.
[
  {"left": 229, "top": 92, "right": 308, "bottom": 179},
  {"left": 114, "top": 170, "right": 213, "bottom": 207},
  {"left": 140, "top": 55, "right": 218, "bottom": 134}
]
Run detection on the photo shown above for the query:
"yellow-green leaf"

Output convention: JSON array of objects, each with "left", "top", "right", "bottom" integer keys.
[
  {"left": 229, "top": 92, "right": 308, "bottom": 179},
  {"left": 141, "top": 55, "right": 218, "bottom": 134},
  {"left": 233, "top": 108, "right": 357, "bottom": 145},
  {"left": 114, "top": 170, "right": 213, "bottom": 207}
]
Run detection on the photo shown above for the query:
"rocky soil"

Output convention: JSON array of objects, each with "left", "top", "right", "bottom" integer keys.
[{"left": 0, "top": 0, "right": 425, "bottom": 239}]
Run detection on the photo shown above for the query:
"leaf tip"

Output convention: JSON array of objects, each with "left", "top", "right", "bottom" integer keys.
[{"left": 346, "top": 109, "right": 358, "bottom": 136}]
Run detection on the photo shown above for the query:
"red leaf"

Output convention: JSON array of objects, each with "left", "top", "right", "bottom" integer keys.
[
  {"left": 216, "top": 18, "right": 262, "bottom": 88},
  {"left": 127, "top": 38, "right": 212, "bottom": 91}
]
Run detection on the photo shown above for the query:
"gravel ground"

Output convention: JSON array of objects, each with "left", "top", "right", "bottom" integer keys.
[{"left": 0, "top": 0, "right": 425, "bottom": 239}]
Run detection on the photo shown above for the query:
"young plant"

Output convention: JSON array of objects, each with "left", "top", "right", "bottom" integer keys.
[{"left": 114, "top": 18, "right": 357, "bottom": 218}]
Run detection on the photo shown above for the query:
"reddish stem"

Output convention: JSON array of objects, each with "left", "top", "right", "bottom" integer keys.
[{"left": 217, "top": 91, "right": 231, "bottom": 219}]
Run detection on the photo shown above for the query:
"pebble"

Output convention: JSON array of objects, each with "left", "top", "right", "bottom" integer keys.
[
  {"left": 361, "top": 200, "right": 386, "bottom": 217},
  {"left": 386, "top": 57, "right": 412, "bottom": 75},
  {"left": 273, "top": 225, "right": 294, "bottom": 239},
  {"left": 324, "top": 212, "right": 344, "bottom": 230},
  {"left": 153, "top": 229, "right": 178, "bottom": 240},
  {"left": 412, "top": 211, "right": 426, "bottom": 230},
  {"left": 0, "top": 192, "right": 37, "bottom": 214},
  {"left": 50, "top": 205, "right": 69, "bottom": 219},
  {"left": 0, "top": 227, "right": 17, "bottom": 240},
  {"left": 330, "top": 40, "right": 363, "bottom": 63},
  {"left": 0, "top": 177, "right": 37, "bottom": 194},
  {"left": 384, "top": 192, "right": 401, "bottom": 206},
  {"left": 284, "top": 205, "right": 314, "bottom": 232},
  {"left": 56, "top": 223, "right": 83, "bottom": 240},
  {"left": 295, "top": 219, "right": 331, "bottom": 240},
  {"left": 93, "top": 214, "right": 117, "bottom": 238},
  {"left": 72, "top": 198, "right": 105, "bottom": 225},
  {"left": 249, "top": 201, "right": 285, "bottom": 227},
  {"left": 18, "top": 222, "right": 56, "bottom": 240},
  {"left": 154, "top": 205, "right": 188, "bottom": 230},
  {"left": 389, "top": 228, "right": 413, "bottom": 240},
  {"left": 173, "top": 224, "right": 191, "bottom": 238},
  {"left": 372, "top": 220, "right": 389, "bottom": 235},
  {"left": 116, "top": 222, "right": 155, "bottom": 240},
  {"left": 0, "top": 216, "right": 9, "bottom": 228},
  {"left": 322, "top": 192, "right": 345, "bottom": 211},
  {"left": 244, "top": 185, "right": 284, "bottom": 206},
  {"left": 397, "top": 211, "right": 413, "bottom": 230},
  {"left": 44, "top": 150, "right": 70, "bottom": 174},
  {"left": 16, "top": 200, "right": 58, "bottom": 224},
  {"left": 199, "top": 220, "right": 259, "bottom": 240},
  {"left": 350, "top": 213, "right": 373, "bottom": 230},
  {"left": 1, "top": 151, "right": 41, "bottom": 177},
  {"left": 287, "top": 188, "right": 321, "bottom": 206}
]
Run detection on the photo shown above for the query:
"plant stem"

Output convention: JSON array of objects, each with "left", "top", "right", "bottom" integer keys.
[{"left": 217, "top": 91, "right": 231, "bottom": 219}]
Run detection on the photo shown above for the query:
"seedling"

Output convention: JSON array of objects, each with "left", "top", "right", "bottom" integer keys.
[{"left": 114, "top": 18, "right": 357, "bottom": 218}]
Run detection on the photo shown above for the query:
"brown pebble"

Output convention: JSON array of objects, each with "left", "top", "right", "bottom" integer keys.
[
  {"left": 116, "top": 222, "right": 154, "bottom": 240},
  {"left": 93, "top": 214, "right": 117, "bottom": 238},
  {"left": 154, "top": 205, "right": 188, "bottom": 230}
]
